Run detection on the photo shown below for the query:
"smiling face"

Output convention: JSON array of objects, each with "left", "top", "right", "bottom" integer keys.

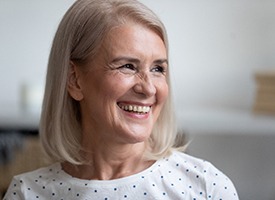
[{"left": 69, "top": 23, "right": 168, "bottom": 146}]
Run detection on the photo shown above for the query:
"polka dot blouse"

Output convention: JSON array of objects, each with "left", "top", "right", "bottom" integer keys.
[{"left": 4, "top": 151, "right": 239, "bottom": 200}]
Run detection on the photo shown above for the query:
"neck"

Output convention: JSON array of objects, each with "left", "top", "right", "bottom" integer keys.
[{"left": 62, "top": 137, "right": 153, "bottom": 180}]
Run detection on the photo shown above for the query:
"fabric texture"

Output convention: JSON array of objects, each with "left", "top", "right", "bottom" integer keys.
[{"left": 4, "top": 151, "right": 239, "bottom": 200}]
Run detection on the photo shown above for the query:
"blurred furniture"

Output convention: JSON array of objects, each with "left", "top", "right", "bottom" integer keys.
[
  {"left": 0, "top": 135, "right": 48, "bottom": 198},
  {"left": 253, "top": 70, "right": 275, "bottom": 115}
]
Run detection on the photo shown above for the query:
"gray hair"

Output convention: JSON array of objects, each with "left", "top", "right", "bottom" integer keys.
[{"left": 40, "top": 0, "right": 182, "bottom": 164}]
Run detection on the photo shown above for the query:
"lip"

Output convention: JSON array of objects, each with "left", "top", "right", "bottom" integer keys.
[
  {"left": 121, "top": 109, "right": 150, "bottom": 119},
  {"left": 117, "top": 101, "right": 153, "bottom": 119},
  {"left": 117, "top": 101, "right": 154, "bottom": 107}
]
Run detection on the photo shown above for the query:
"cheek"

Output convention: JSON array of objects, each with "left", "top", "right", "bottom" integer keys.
[
  {"left": 101, "top": 75, "right": 133, "bottom": 99},
  {"left": 157, "top": 81, "right": 169, "bottom": 104},
  {"left": 153, "top": 82, "right": 168, "bottom": 123}
]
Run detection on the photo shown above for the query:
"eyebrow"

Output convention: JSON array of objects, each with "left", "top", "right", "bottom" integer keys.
[
  {"left": 153, "top": 59, "right": 169, "bottom": 66},
  {"left": 111, "top": 56, "right": 168, "bottom": 65},
  {"left": 111, "top": 56, "right": 141, "bottom": 64}
]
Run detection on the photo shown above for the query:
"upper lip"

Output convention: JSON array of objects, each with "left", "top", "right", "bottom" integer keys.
[{"left": 117, "top": 101, "right": 154, "bottom": 107}]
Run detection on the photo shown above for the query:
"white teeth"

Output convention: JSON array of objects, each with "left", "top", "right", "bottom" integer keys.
[
  {"left": 129, "top": 105, "right": 133, "bottom": 111},
  {"left": 144, "top": 106, "right": 150, "bottom": 112},
  {"left": 119, "top": 104, "right": 151, "bottom": 114}
]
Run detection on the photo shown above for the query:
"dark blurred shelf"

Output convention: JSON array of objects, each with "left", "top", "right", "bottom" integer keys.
[{"left": 0, "top": 109, "right": 39, "bottom": 135}]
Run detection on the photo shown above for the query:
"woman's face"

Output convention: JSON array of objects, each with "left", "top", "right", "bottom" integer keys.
[{"left": 72, "top": 24, "right": 168, "bottom": 145}]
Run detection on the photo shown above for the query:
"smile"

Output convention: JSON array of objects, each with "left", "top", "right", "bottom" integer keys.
[{"left": 118, "top": 104, "right": 151, "bottom": 114}]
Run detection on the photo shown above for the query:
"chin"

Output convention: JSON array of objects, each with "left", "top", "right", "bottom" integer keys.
[{"left": 119, "top": 129, "right": 152, "bottom": 144}]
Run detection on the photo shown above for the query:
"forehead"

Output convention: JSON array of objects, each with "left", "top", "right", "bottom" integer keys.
[{"left": 101, "top": 24, "right": 167, "bottom": 59}]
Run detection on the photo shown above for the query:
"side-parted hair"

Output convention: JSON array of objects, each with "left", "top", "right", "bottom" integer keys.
[{"left": 40, "top": 0, "right": 184, "bottom": 164}]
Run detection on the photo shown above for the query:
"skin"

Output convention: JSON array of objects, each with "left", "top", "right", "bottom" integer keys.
[{"left": 64, "top": 23, "right": 168, "bottom": 180}]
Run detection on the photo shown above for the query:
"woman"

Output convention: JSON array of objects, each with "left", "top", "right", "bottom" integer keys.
[{"left": 4, "top": 0, "right": 239, "bottom": 199}]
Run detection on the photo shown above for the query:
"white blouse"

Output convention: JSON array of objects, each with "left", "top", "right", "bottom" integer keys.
[{"left": 4, "top": 151, "right": 239, "bottom": 200}]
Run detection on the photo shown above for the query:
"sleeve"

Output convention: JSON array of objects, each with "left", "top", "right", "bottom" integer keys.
[
  {"left": 204, "top": 162, "right": 239, "bottom": 200},
  {"left": 3, "top": 177, "right": 25, "bottom": 200}
]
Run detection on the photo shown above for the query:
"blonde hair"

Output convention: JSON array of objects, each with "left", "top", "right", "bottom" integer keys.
[{"left": 40, "top": 0, "right": 184, "bottom": 164}]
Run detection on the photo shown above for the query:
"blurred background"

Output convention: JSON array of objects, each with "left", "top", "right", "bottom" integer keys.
[{"left": 0, "top": 0, "right": 275, "bottom": 199}]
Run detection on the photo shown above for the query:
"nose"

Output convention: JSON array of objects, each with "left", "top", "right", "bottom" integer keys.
[{"left": 133, "top": 73, "right": 156, "bottom": 97}]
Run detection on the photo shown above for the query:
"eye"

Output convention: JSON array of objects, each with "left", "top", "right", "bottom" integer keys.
[
  {"left": 151, "top": 66, "right": 166, "bottom": 75},
  {"left": 116, "top": 63, "right": 137, "bottom": 75},
  {"left": 119, "top": 63, "right": 135, "bottom": 71}
]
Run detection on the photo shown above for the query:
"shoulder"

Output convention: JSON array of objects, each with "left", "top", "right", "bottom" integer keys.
[
  {"left": 3, "top": 163, "right": 61, "bottom": 200},
  {"left": 14, "top": 163, "right": 60, "bottom": 183},
  {"left": 168, "top": 150, "right": 230, "bottom": 176},
  {"left": 166, "top": 151, "right": 239, "bottom": 199},
  {"left": 167, "top": 150, "right": 212, "bottom": 170}
]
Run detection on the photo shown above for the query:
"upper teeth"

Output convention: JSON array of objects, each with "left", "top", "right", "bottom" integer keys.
[{"left": 119, "top": 104, "right": 151, "bottom": 113}]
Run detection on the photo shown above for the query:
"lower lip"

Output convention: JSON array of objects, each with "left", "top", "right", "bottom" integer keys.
[{"left": 120, "top": 109, "right": 150, "bottom": 119}]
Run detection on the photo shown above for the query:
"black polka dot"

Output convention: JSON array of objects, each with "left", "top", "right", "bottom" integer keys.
[{"left": 4, "top": 152, "right": 238, "bottom": 200}]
